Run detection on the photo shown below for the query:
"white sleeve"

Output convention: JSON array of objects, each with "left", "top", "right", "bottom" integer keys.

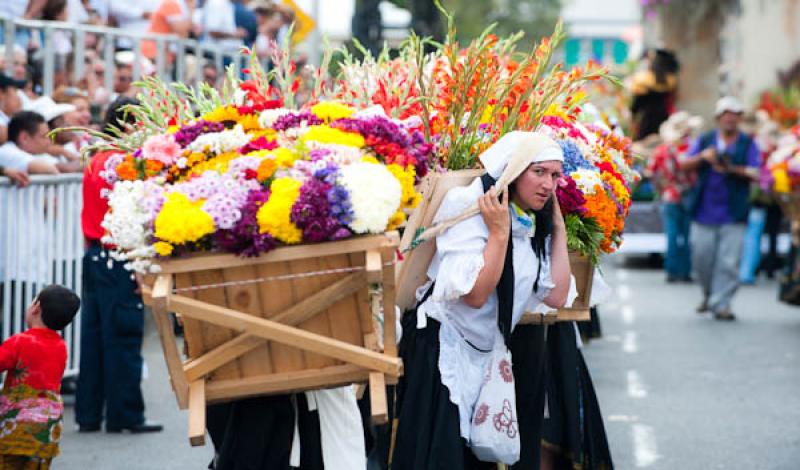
[
  {"left": 109, "top": 3, "right": 145, "bottom": 22},
  {"left": 430, "top": 182, "right": 488, "bottom": 302},
  {"left": 202, "top": 0, "right": 228, "bottom": 32},
  {"left": 532, "top": 235, "right": 556, "bottom": 300},
  {"left": 0, "top": 148, "right": 34, "bottom": 172}
]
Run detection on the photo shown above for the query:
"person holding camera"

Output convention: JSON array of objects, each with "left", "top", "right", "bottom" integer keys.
[{"left": 680, "top": 96, "right": 760, "bottom": 321}]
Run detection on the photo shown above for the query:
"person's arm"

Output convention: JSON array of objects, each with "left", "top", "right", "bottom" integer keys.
[
  {"left": 27, "top": 159, "right": 59, "bottom": 174},
  {"left": 0, "top": 336, "right": 18, "bottom": 372},
  {"left": 462, "top": 186, "right": 510, "bottom": 309},
  {"left": 165, "top": 0, "right": 196, "bottom": 37},
  {"left": 0, "top": 125, "right": 7, "bottom": 144},
  {"left": 55, "top": 160, "right": 83, "bottom": 173},
  {"left": 2, "top": 167, "right": 30, "bottom": 187},
  {"left": 725, "top": 139, "right": 760, "bottom": 181},
  {"left": 542, "top": 200, "right": 571, "bottom": 309},
  {"left": 678, "top": 136, "right": 718, "bottom": 171},
  {"left": 24, "top": 0, "right": 48, "bottom": 19}
]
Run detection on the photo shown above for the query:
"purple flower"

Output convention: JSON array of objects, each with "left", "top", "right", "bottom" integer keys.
[
  {"left": 272, "top": 111, "right": 323, "bottom": 131},
  {"left": 290, "top": 179, "right": 343, "bottom": 243},
  {"left": 327, "top": 185, "right": 354, "bottom": 226},
  {"left": 173, "top": 120, "right": 225, "bottom": 148},
  {"left": 214, "top": 189, "right": 276, "bottom": 257}
]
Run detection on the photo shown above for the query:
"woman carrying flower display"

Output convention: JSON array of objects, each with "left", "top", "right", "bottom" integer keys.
[{"left": 391, "top": 132, "right": 571, "bottom": 469}]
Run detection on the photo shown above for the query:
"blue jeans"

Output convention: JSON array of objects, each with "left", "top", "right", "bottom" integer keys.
[
  {"left": 76, "top": 245, "right": 146, "bottom": 429},
  {"left": 661, "top": 202, "right": 692, "bottom": 278},
  {"left": 740, "top": 207, "right": 766, "bottom": 283}
]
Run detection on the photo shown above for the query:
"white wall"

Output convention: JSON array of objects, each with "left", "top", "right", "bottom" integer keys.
[{"left": 730, "top": 0, "right": 800, "bottom": 105}]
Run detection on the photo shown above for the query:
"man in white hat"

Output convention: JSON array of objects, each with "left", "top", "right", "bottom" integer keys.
[{"left": 679, "top": 96, "right": 760, "bottom": 320}]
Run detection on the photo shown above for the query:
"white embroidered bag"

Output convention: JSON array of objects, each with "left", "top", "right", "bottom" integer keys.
[{"left": 468, "top": 330, "right": 520, "bottom": 464}]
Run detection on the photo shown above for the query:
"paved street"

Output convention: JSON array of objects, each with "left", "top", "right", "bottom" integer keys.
[
  {"left": 587, "top": 256, "right": 800, "bottom": 470},
  {"left": 54, "top": 254, "right": 800, "bottom": 469}
]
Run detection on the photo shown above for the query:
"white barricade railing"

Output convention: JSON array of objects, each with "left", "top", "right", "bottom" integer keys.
[
  {"left": 1, "top": 174, "right": 84, "bottom": 376},
  {"left": 1, "top": 14, "right": 244, "bottom": 97}
]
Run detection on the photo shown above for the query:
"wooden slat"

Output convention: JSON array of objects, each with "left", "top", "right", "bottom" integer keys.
[
  {"left": 149, "top": 275, "right": 189, "bottom": 409},
  {"left": 290, "top": 257, "right": 336, "bottom": 369},
  {"left": 222, "top": 265, "right": 273, "bottom": 378},
  {"left": 169, "top": 294, "right": 403, "bottom": 376},
  {"left": 183, "top": 334, "right": 265, "bottom": 383},
  {"left": 205, "top": 364, "right": 370, "bottom": 402},
  {"left": 182, "top": 272, "right": 367, "bottom": 381},
  {"left": 381, "top": 247, "right": 398, "bottom": 358},
  {"left": 319, "top": 254, "right": 365, "bottom": 351},
  {"left": 158, "top": 233, "right": 399, "bottom": 274},
  {"left": 369, "top": 372, "right": 388, "bottom": 424},
  {"left": 365, "top": 250, "right": 383, "bottom": 283},
  {"left": 253, "top": 261, "right": 305, "bottom": 373},
  {"left": 191, "top": 270, "right": 240, "bottom": 381},
  {"left": 151, "top": 275, "right": 172, "bottom": 313},
  {"left": 175, "top": 273, "right": 205, "bottom": 363},
  {"left": 188, "top": 380, "right": 206, "bottom": 446}
]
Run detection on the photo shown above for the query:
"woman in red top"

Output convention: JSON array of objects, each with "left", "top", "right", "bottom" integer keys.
[
  {"left": 0, "top": 285, "right": 80, "bottom": 470},
  {"left": 646, "top": 111, "right": 703, "bottom": 283}
]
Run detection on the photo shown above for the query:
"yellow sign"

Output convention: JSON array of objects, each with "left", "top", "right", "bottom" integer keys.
[{"left": 281, "top": 0, "right": 316, "bottom": 44}]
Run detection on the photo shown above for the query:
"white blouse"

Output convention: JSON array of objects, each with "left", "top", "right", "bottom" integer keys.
[{"left": 415, "top": 177, "right": 556, "bottom": 439}]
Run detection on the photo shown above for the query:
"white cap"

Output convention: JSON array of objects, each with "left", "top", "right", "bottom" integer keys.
[
  {"left": 715, "top": 96, "right": 744, "bottom": 117},
  {"left": 27, "top": 96, "right": 76, "bottom": 122}
]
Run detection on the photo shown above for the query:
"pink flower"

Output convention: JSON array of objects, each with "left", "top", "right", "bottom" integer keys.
[
  {"left": 498, "top": 359, "right": 513, "bottom": 383},
  {"left": 142, "top": 134, "right": 182, "bottom": 166},
  {"left": 474, "top": 403, "right": 489, "bottom": 425}
]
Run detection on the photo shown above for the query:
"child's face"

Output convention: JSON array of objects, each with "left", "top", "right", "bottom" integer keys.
[{"left": 25, "top": 299, "right": 41, "bottom": 327}]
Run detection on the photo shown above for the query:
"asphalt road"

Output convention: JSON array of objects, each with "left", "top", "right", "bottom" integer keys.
[{"left": 54, "top": 254, "right": 800, "bottom": 469}]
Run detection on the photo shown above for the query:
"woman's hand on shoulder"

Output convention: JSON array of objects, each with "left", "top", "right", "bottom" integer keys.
[{"left": 478, "top": 186, "right": 510, "bottom": 239}]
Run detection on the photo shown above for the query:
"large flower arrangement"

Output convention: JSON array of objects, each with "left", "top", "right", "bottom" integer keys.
[
  {"left": 540, "top": 107, "right": 639, "bottom": 263},
  {"left": 762, "top": 125, "right": 800, "bottom": 194},
  {"left": 93, "top": 69, "right": 431, "bottom": 272}
]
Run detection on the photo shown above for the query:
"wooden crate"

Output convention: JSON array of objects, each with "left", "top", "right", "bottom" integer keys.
[
  {"left": 141, "top": 233, "right": 402, "bottom": 446},
  {"left": 398, "top": 171, "right": 593, "bottom": 323}
]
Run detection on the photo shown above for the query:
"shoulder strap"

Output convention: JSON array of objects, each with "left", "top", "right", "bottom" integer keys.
[{"left": 480, "top": 173, "right": 514, "bottom": 347}]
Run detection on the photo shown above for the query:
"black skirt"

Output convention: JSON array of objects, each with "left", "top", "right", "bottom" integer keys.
[
  {"left": 541, "top": 322, "right": 613, "bottom": 470},
  {"left": 578, "top": 307, "right": 603, "bottom": 343},
  {"left": 207, "top": 393, "right": 324, "bottom": 470},
  {"left": 391, "top": 315, "right": 495, "bottom": 470},
  {"left": 508, "top": 323, "right": 548, "bottom": 470}
]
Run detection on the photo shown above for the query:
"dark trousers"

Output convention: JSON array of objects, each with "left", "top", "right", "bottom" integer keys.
[{"left": 75, "top": 245, "right": 146, "bottom": 429}]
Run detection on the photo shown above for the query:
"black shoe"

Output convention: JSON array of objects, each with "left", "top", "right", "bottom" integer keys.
[
  {"left": 107, "top": 421, "right": 164, "bottom": 434},
  {"left": 696, "top": 300, "right": 709, "bottom": 314},
  {"left": 666, "top": 276, "right": 680, "bottom": 283},
  {"left": 78, "top": 424, "right": 101, "bottom": 433},
  {"left": 714, "top": 310, "right": 736, "bottom": 321},
  {"left": 681, "top": 276, "right": 694, "bottom": 283}
]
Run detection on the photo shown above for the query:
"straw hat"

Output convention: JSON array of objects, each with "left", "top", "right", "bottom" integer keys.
[{"left": 659, "top": 111, "right": 703, "bottom": 144}]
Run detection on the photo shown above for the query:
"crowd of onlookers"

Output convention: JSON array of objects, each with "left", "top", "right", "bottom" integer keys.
[{"left": 0, "top": 0, "right": 299, "bottom": 185}]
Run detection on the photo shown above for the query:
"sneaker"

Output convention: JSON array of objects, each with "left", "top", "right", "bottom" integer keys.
[{"left": 714, "top": 310, "right": 736, "bottom": 321}]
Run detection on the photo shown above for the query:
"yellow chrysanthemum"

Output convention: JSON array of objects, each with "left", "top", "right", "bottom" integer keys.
[
  {"left": 387, "top": 164, "right": 420, "bottom": 210},
  {"left": 167, "top": 125, "right": 181, "bottom": 134},
  {"left": 301, "top": 125, "right": 365, "bottom": 148},
  {"left": 774, "top": 167, "right": 791, "bottom": 193},
  {"left": 154, "top": 193, "right": 215, "bottom": 244},
  {"left": 153, "top": 241, "right": 174, "bottom": 256},
  {"left": 237, "top": 113, "right": 261, "bottom": 131},
  {"left": 362, "top": 155, "right": 380, "bottom": 164},
  {"left": 187, "top": 151, "right": 239, "bottom": 175},
  {"left": 311, "top": 101, "right": 355, "bottom": 121},
  {"left": 386, "top": 210, "right": 406, "bottom": 231},
  {"left": 247, "top": 129, "right": 277, "bottom": 140},
  {"left": 202, "top": 105, "right": 241, "bottom": 123},
  {"left": 256, "top": 177, "right": 303, "bottom": 243}
]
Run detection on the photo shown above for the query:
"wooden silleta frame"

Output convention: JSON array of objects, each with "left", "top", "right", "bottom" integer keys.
[{"left": 141, "top": 232, "right": 402, "bottom": 446}]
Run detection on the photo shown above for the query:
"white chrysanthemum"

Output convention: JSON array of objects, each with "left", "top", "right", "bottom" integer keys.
[
  {"left": 338, "top": 162, "right": 402, "bottom": 234},
  {"left": 571, "top": 168, "right": 604, "bottom": 195},
  {"left": 100, "top": 180, "right": 158, "bottom": 272},
  {"left": 304, "top": 141, "right": 365, "bottom": 166},
  {"left": 258, "top": 108, "right": 291, "bottom": 129},
  {"left": 187, "top": 124, "right": 249, "bottom": 154}
]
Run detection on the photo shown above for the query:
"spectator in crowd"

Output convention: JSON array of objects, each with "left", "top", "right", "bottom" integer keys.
[
  {"left": 0, "top": 285, "right": 80, "bottom": 470},
  {"left": 233, "top": 0, "right": 258, "bottom": 48},
  {"left": 0, "top": 73, "right": 26, "bottom": 144},
  {"left": 52, "top": 86, "right": 95, "bottom": 151},
  {"left": 201, "top": 62, "right": 219, "bottom": 89},
  {"left": 680, "top": 96, "right": 760, "bottom": 321},
  {"left": 77, "top": 96, "right": 164, "bottom": 435},
  {"left": 27, "top": 95, "right": 84, "bottom": 171},
  {"left": 0, "top": 111, "right": 59, "bottom": 174},
  {"left": 629, "top": 48, "right": 680, "bottom": 141},
  {"left": 200, "top": 0, "right": 245, "bottom": 56},
  {"left": 142, "top": 0, "right": 197, "bottom": 62},
  {"left": 253, "top": 0, "right": 286, "bottom": 60},
  {"left": 0, "top": 45, "right": 34, "bottom": 107},
  {"left": 647, "top": 111, "right": 703, "bottom": 283},
  {"left": 109, "top": 0, "right": 161, "bottom": 49}
]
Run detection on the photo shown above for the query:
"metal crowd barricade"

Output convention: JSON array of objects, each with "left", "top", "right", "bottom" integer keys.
[
  {"left": 0, "top": 174, "right": 84, "bottom": 376},
  {"left": 1, "top": 14, "right": 241, "bottom": 96}
]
